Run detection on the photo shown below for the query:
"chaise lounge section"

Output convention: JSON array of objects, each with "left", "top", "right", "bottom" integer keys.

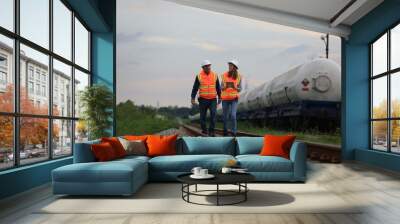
[
  {"left": 52, "top": 140, "right": 149, "bottom": 196},
  {"left": 52, "top": 136, "right": 307, "bottom": 196}
]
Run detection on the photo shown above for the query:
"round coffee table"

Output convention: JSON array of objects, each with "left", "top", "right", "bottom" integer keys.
[{"left": 177, "top": 173, "right": 255, "bottom": 206}]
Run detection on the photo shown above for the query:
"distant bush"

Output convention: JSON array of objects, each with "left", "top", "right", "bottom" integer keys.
[{"left": 116, "top": 100, "right": 180, "bottom": 135}]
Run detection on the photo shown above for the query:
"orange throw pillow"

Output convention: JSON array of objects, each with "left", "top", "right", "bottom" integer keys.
[
  {"left": 91, "top": 142, "right": 117, "bottom": 162},
  {"left": 260, "top": 135, "right": 296, "bottom": 159},
  {"left": 124, "top": 135, "right": 148, "bottom": 141},
  {"left": 101, "top": 137, "right": 127, "bottom": 158},
  {"left": 146, "top": 135, "right": 178, "bottom": 157}
]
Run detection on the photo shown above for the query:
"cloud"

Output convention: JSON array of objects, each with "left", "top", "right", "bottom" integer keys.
[
  {"left": 193, "top": 42, "right": 225, "bottom": 52},
  {"left": 137, "top": 35, "right": 225, "bottom": 52},
  {"left": 140, "top": 35, "right": 179, "bottom": 45},
  {"left": 117, "top": 32, "right": 144, "bottom": 43}
]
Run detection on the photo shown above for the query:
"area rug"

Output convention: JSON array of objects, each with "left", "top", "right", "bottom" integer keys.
[{"left": 37, "top": 183, "right": 361, "bottom": 214}]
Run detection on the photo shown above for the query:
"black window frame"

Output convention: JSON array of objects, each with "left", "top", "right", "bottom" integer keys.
[
  {"left": 370, "top": 21, "right": 400, "bottom": 154},
  {"left": 0, "top": 0, "right": 92, "bottom": 171}
]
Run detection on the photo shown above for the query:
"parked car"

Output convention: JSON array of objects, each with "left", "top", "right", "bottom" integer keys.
[{"left": 8, "top": 150, "right": 32, "bottom": 160}]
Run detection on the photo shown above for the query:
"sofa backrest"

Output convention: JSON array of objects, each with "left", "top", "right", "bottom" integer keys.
[
  {"left": 235, "top": 137, "right": 263, "bottom": 155},
  {"left": 178, "top": 137, "right": 235, "bottom": 155},
  {"left": 74, "top": 136, "right": 267, "bottom": 161},
  {"left": 73, "top": 139, "right": 100, "bottom": 163}
]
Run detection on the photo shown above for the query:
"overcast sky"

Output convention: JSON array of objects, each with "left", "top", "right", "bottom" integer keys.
[{"left": 117, "top": 0, "right": 341, "bottom": 107}]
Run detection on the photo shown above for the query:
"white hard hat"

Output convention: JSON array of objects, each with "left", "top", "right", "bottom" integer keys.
[
  {"left": 201, "top": 60, "right": 211, "bottom": 67},
  {"left": 228, "top": 59, "right": 239, "bottom": 68}
]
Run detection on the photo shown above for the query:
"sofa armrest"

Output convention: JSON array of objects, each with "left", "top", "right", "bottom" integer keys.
[
  {"left": 289, "top": 141, "right": 307, "bottom": 182},
  {"left": 73, "top": 140, "right": 100, "bottom": 163}
]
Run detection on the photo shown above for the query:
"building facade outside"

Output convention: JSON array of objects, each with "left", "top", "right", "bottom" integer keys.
[{"left": 0, "top": 40, "right": 85, "bottom": 168}]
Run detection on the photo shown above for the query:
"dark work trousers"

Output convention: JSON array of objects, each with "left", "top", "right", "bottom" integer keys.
[{"left": 198, "top": 97, "right": 217, "bottom": 134}]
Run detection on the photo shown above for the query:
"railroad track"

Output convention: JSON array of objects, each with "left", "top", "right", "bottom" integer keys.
[{"left": 181, "top": 124, "right": 341, "bottom": 163}]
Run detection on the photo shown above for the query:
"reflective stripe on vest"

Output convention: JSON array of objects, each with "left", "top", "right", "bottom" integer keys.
[
  {"left": 198, "top": 70, "right": 217, "bottom": 99},
  {"left": 221, "top": 72, "right": 240, "bottom": 100}
]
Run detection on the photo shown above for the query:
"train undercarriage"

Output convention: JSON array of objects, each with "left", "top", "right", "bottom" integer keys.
[{"left": 218, "top": 100, "right": 341, "bottom": 133}]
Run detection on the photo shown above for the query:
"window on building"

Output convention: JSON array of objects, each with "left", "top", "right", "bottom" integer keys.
[
  {"left": 29, "top": 67, "right": 34, "bottom": 80},
  {"left": 41, "top": 73, "right": 46, "bottom": 82},
  {"left": 0, "top": 71, "right": 6, "bottom": 85},
  {"left": 371, "top": 23, "right": 400, "bottom": 154},
  {"left": 42, "top": 85, "right": 46, "bottom": 97},
  {"left": 0, "top": 55, "right": 7, "bottom": 67},
  {"left": 0, "top": 0, "right": 91, "bottom": 170},
  {"left": 28, "top": 81, "right": 34, "bottom": 94},
  {"left": 35, "top": 70, "right": 41, "bottom": 81},
  {"left": 36, "top": 83, "right": 40, "bottom": 95}
]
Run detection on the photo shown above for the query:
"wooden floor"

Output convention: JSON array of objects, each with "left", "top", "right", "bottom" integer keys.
[{"left": 1, "top": 161, "right": 400, "bottom": 224}]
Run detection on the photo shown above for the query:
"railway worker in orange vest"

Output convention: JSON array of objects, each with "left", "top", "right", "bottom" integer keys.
[
  {"left": 221, "top": 59, "right": 242, "bottom": 136},
  {"left": 191, "top": 60, "right": 221, "bottom": 136}
]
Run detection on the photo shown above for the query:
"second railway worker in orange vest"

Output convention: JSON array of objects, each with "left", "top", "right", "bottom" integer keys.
[
  {"left": 221, "top": 59, "right": 242, "bottom": 136},
  {"left": 191, "top": 60, "right": 221, "bottom": 136}
]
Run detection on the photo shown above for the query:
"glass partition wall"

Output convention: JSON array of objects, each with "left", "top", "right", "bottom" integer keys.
[
  {"left": 370, "top": 22, "right": 400, "bottom": 153},
  {"left": 0, "top": 0, "right": 91, "bottom": 170}
]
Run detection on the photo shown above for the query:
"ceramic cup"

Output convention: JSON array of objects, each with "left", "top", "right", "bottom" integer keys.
[
  {"left": 221, "top": 167, "right": 232, "bottom": 174},
  {"left": 200, "top": 169, "right": 208, "bottom": 176},
  {"left": 191, "top": 167, "right": 202, "bottom": 176}
]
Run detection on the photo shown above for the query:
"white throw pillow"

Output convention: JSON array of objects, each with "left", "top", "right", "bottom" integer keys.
[{"left": 118, "top": 137, "right": 147, "bottom": 156}]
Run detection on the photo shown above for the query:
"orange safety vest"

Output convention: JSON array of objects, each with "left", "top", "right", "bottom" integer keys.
[
  {"left": 197, "top": 70, "right": 217, "bottom": 99},
  {"left": 221, "top": 72, "right": 241, "bottom": 100}
]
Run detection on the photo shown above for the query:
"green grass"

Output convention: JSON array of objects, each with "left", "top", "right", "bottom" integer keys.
[
  {"left": 116, "top": 101, "right": 179, "bottom": 135},
  {"left": 215, "top": 121, "right": 341, "bottom": 145}
]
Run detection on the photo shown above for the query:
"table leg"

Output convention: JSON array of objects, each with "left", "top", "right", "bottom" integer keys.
[
  {"left": 187, "top": 184, "right": 190, "bottom": 202},
  {"left": 195, "top": 184, "right": 198, "bottom": 192},
  {"left": 217, "top": 184, "right": 219, "bottom": 206},
  {"left": 245, "top": 183, "right": 247, "bottom": 201},
  {"left": 181, "top": 184, "right": 183, "bottom": 199}
]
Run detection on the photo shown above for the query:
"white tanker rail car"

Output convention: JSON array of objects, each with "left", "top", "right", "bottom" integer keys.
[
  {"left": 236, "top": 58, "right": 341, "bottom": 131},
  {"left": 190, "top": 58, "right": 341, "bottom": 132}
]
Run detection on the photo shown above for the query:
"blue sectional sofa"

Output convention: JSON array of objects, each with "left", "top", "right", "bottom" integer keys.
[{"left": 52, "top": 137, "right": 307, "bottom": 196}]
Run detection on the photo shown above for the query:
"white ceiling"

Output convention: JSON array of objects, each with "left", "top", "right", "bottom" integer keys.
[
  {"left": 228, "top": 0, "right": 353, "bottom": 22},
  {"left": 165, "top": 0, "right": 384, "bottom": 37}
]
